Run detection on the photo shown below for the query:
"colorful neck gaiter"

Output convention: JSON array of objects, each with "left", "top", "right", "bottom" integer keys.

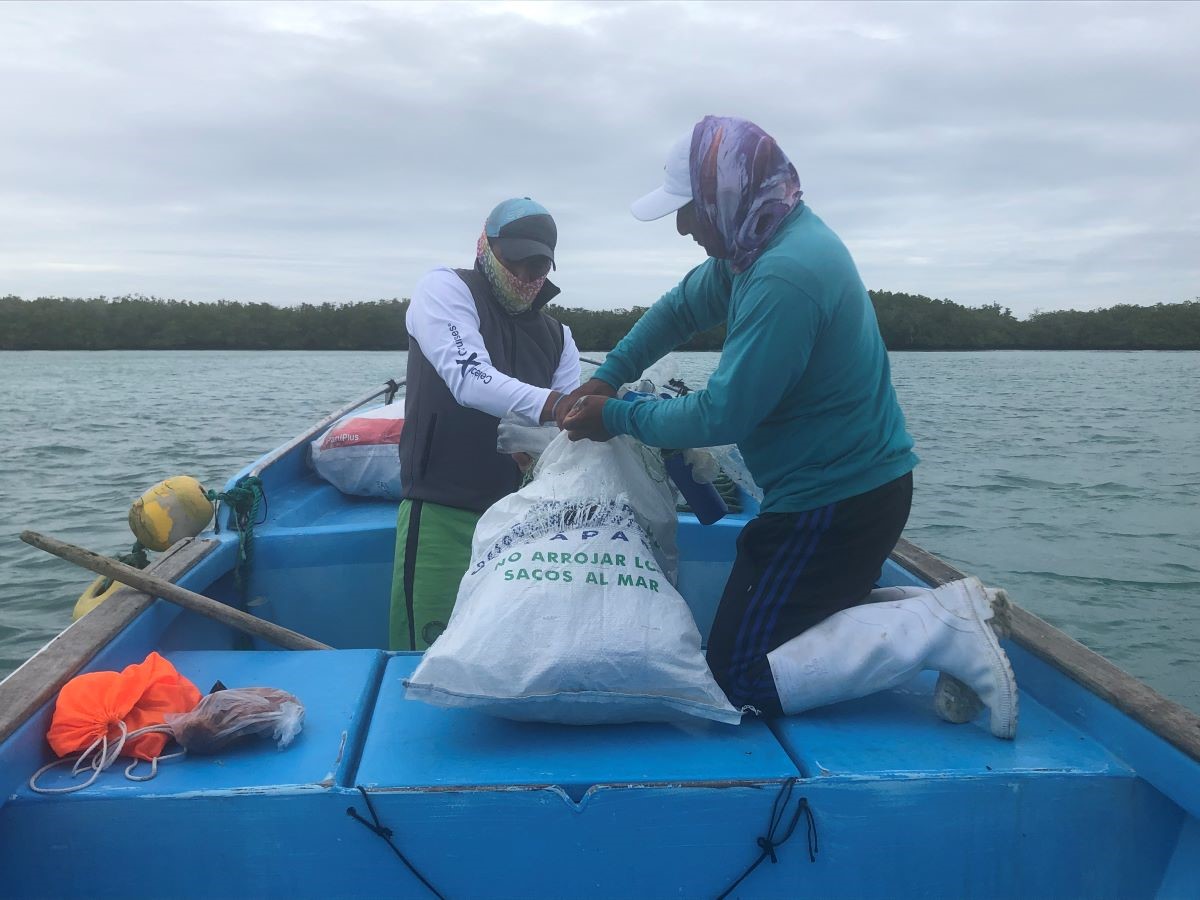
[
  {"left": 476, "top": 230, "right": 547, "bottom": 315},
  {"left": 690, "top": 116, "right": 804, "bottom": 273}
]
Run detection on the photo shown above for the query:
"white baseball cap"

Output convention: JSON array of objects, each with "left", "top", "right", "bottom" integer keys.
[{"left": 630, "top": 130, "right": 694, "bottom": 221}]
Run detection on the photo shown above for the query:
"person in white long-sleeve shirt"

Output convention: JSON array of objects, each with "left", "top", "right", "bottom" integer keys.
[{"left": 391, "top": 198, "right": 581, "bottom": 650}]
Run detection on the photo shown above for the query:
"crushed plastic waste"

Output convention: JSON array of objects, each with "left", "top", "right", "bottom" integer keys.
[
  {"left": 618, "top": 374, "right": 764, "bottom": 504},
  {"left": 706, "top": 444, "right": 763, "bottom": 503},
  {"left": 164, "top": 687, "right": 304, "bottom": 755}
]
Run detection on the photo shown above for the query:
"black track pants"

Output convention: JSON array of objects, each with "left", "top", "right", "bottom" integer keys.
[{"left": 705, "top": 472, "right": 914, "bottom": 716}]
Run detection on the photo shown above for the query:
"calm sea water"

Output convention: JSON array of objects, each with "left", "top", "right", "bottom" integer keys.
[{"left": 1, "top": 350, "right": 1197, "bottom": 713}]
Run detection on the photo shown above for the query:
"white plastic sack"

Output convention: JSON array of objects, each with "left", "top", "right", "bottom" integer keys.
[
  {"left": 309, "top": 403, "right": 404, "bottom": 499},
  {"left": 404, "top": 432, "right": 741, "bottom": 725}
]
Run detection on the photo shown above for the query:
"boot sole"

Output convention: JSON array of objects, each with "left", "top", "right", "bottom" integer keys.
[
  {"left": 934, "top": 587, "right": 1014, "bottom": 724},
  {"left": 960, "top": 579, "right": 1019, "bottom": 739}
]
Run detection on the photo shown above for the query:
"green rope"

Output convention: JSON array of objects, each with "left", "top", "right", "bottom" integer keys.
[
  {"left": 204, "top": 475, "right": 266, "bottom": 593},
  {"left": 93, "top": 541, "right": 151, "bottom": 595},
  {"left": 117, "top": 542, "right": 150, "bottom": 570}
]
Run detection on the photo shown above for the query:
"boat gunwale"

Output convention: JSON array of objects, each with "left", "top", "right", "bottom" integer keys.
[{"left": 890, "top": 538, "right": 1200, "bottom": 765}]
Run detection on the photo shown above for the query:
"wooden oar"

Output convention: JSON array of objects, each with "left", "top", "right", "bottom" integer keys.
[{"left": 20, "top": 530, "right": 331, "bottom": 651}]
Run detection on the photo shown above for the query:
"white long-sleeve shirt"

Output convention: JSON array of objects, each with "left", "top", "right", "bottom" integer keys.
[{"left": 405, "top": 267, "right": 581, "bottom": 425}]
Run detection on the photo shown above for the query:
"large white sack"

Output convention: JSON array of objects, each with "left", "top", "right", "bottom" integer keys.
[
  {"left": 404, "top": 433, "right": 741, "bottom": 725},
  {"left": 476, "top": 430, "right": 679, "bottom": 584},
  {"left": 309, "top": 403, "right": 404, "bottom": 499}
]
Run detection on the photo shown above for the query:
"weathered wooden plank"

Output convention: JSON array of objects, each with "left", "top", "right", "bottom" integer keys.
[
  {"left": 890, "top": 537, "right": 1200, "bottom": 764},
  {"left": 21, "top": 531, "right": 330, "bottom": 652},
  {"left": 890, "top": 538, "right": 965, "bottom": 587},
  {"left": 1008, "top": 605, "right": 1200, "bottom": 763},
  {"left": 0, "top": 537, "right": 216, "bottom": 745}
]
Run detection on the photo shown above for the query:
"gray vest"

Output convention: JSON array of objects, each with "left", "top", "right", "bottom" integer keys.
[{"left": 399, "top": 266, "right": 565, "bottom": 512}]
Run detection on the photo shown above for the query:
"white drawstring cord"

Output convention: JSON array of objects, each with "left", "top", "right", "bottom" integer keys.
[
  {"left": 29, "top": 721, "right": 183, "bottom": 794},
  {"left": 124, "top": 747, "right": 186, "bottom": 782}
]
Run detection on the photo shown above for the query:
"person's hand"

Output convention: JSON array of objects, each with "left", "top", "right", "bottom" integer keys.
[
  {"left": 562, "top": 395, "right": 613, "bottom": 442},
  {"left": 556, "top": 378, "right": 617, "bottom": 428},
  {"left": 512, "top": 452, "right": 535, "bottom": 474}
]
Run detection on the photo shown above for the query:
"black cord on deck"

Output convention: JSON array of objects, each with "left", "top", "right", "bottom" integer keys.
[
  {"left": 347, "top": 785, "right": 447, "bottom": 900},
  {"left": 715, "top": 777, "right": 818, "bottom": 900}
]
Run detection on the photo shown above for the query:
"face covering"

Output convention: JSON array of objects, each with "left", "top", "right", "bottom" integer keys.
[
  {"left": 476, "top": 230, "right": 548, "bottom": 315},
  {"left": 689, "top": 115, "right": 804, "bottom": 273}
]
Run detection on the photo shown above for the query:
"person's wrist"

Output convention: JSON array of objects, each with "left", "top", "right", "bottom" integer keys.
[
  {"left": 549, "top": 391, "right": 569, "bottom": 423},
  {"left": 587, "top": 377, "right": 618, "bottom": 398}
]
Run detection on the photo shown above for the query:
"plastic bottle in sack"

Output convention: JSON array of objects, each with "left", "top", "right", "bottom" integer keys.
[{"left": 620, "top": 391, "right": 728, "bottom": 525}]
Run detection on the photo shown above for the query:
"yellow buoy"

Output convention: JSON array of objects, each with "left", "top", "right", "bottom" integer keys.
[
  {"left": 73, "top": 576, "right": 124, "bottom": 621},
  {"left": 128, "top": 475, "right": 214, "bottom": 552}
]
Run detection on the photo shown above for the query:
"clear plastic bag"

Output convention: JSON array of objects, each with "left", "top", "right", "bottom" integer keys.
[
  {"left": 495, "top": 416, "right": 559, "bottom": 458},
  {"left": 618, "top": 370, "right": 764, "bottom": 503},
  {"left": 704, "top": 444, "right": 763, "bottom": 502},
  {"left": 682, "top": 448, "right": 722, "bottom": 484},
  {"left": 163, "top": 687, "right": 305, "bottom": 754}
]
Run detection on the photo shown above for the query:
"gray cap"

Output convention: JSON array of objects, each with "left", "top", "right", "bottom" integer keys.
[{"left": 485, "top": 197, "right": 557, "bottom": 264}]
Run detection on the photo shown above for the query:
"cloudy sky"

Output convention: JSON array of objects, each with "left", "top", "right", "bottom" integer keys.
[{"left": 2, "top": 1, "right": 1196, "bottom": 316}]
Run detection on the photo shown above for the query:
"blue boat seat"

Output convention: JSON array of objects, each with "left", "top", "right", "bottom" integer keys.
[
  {"left": 356, "top": 655, "right": 800, "bottom": 800},
  {"left": 770, "top": 668, "right": 1132, "bottom": 779},
  {"left": 17, "top": 649, "right": 385, "bottom": 798}
]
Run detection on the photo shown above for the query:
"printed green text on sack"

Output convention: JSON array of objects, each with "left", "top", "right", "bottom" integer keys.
[{"left": 502, "top": 567, "right": 574, "bottom": 583}]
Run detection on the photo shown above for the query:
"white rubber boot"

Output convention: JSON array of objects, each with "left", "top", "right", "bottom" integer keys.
[
  {"left": 766, "top": 577, "right": 1018, "bottom": 739},
  {"left": 934, "top": 586, "right": 1013, "bottom": 725}
]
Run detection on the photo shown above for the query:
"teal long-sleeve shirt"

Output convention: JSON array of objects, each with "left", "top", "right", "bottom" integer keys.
[{"left": 596, "top": 204, "right": 917, "bottom": 514}]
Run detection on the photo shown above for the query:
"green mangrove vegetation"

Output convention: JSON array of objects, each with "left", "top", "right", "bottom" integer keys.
[{"left": 1, "top": 293, "right": 1197, "bottom": 351}]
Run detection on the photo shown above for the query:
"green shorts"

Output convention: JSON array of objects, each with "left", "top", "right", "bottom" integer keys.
[{"left": 389, "top": 498, "right": 481, "bottom": 651}]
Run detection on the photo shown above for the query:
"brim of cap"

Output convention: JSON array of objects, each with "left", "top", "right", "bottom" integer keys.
[
  {"left": 630, "top": 186, "right": 692, "bottom": 221},
  {"left": 490, "top": 236, "right": 555, "bottom": 263}
]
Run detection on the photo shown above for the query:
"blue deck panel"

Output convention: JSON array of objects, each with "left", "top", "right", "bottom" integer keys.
[
  {"left": 11, "top": 649, "right": 384, "bottom": 797},
  {"left": 772, "top": 669, "right": 1133, "bottom": 779},
  {"left": 357, "top": 654, "right": 801, "bottom": 796}
]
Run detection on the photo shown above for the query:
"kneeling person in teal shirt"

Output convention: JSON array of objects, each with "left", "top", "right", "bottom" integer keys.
[{"left": 564, "top": 117, "right": 1016, "bottom": 738}]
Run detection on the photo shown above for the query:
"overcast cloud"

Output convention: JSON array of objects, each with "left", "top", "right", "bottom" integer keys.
[{"left": 1, "top": 0, "right": 1196, "bottom": 316}]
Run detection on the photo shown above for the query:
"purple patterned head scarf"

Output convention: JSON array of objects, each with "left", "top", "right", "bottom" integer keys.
[{"left": 690, "top": 116, "right": 803, "bottom": 273}]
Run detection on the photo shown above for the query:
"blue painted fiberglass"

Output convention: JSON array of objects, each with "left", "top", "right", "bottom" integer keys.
[{"left": 1, "top": 386, "right": 1198, "bottom": 899}]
